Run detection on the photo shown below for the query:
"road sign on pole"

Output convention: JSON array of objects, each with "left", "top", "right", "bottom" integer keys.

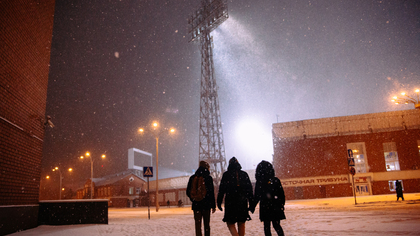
[
  {"left": 143, "top": 166, "right": 153, "bottom": 177},
  {"left": 347, "top": 149, "right": 355, "bottom": 167},
  {"left": 347, "top": 149, "right": 357, "bottom": 205},
  {"left": 143, "top": 166, "right": 153, "bottom": 219},
  {"left": 347, "top": 149, "right": 353, "bottom": 158},
  {"left": 348, "top": 158, "right": 355, "bottom": 166}
]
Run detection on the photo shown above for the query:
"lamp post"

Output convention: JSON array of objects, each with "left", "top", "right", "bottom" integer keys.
[
  {"left": 391, "top": 89, "right": 420, "bottom": 109},
  {"left": 139, "top": 121, "right": 175, "bottom": 212},
  {"left": 52, "top": 167, "right": 72, "bottom": 200},
  {"left": 80, "top": 152, "right": 105, "bottom": 199}
]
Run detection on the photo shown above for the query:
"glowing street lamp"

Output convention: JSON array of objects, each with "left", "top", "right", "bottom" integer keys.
[
  {"left": 391, "top": 89, "right": 420, "bottom": 109},
  {"left": 138, "top": 121, "right": 176, "bottom": 212},
  {"left": 79, "top": 152, "right": 106, "bottom": 199},
  {"left": 51, "top": 167, "right": 73, "bottom": 200}
]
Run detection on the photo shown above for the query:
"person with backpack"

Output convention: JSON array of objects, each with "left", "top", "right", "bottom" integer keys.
[
  {"left": 187, "top": 161, "right": 216, "bottom": 236},
  {"left": 250, "top": 160, "right": 286, "bottom": 236},
  {"left": 217, "top": 157, "right": 254, "bottom": 236}
]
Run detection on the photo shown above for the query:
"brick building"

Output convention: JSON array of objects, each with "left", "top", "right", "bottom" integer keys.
[
  {"left": 272, "top": 109, "right": 420, "bottom": 200},
  {"left": 0, "top": 1, "right": 55, "bottom": 234},
  {"left": 76, "top": 169, "right": 146, "bottom": 208}
]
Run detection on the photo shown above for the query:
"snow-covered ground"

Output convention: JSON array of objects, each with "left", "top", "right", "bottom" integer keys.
[{"left": 10, "top": 193, "right": 420, "bottom": 236}]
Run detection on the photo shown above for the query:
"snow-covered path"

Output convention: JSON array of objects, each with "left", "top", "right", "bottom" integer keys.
[{"left": 10, "top": 193, "right": 420, "bottom": 235}]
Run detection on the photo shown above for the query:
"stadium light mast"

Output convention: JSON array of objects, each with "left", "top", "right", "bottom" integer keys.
[{"left": 188, "top": 0, "right": 228, "bottom": 186}]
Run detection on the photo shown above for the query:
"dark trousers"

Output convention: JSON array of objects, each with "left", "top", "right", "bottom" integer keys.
[
  {"left": 264, "top": 220, "right": 284, "bottom": 236},
  {"left": 194, "top": 209, "right": 211, "bottom": 236}
]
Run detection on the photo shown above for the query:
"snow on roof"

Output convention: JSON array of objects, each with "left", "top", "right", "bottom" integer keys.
[
  {"left": 92, "top": 169, "right": 145, "bottom": 187},
  {"left": 273, "top": 109, "right": 420, "bottom": 140}
]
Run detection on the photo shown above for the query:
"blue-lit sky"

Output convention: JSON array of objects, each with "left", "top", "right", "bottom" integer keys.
[{"left": 42, "top": 0, "right": 419, "bottom": 188}]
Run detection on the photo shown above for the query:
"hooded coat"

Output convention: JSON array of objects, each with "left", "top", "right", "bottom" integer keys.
[
  {"left": 186, "top": 166, "right": 216, "bottom": 211},
  {"left": 252, "top": 161, "right": 286, "bottom": 222},
  {"left": 217, "top": 157, "right": 253, "bottom": 223},
  {"left": 396, "top": 180, "right": 403, "bottom": 198}
]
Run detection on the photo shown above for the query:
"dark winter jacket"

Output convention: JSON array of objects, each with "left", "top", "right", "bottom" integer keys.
[
  {"left": 186, "top": 166, "right": 216, "bottom": 211},
  {"left": 396, "top": 181, "right": 403, "bottom": 197},
  {"left": 252, "top": 161, "right": 286, "bottom": 222},
  {"left": 217, "top": 159, "right": 253, "bottom": 223}
]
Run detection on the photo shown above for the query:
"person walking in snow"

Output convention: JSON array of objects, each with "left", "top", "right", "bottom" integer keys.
[
  {"left": 395, "top": 180, "right": 404, "bottom": 201},
  {"left": 187, "top": 161, "right": 216, "bottom": 236},
  {"left": 217, "top": 157, "right": 254, "bottom": 236},
  {"left": 250, "top": 160, "right": 286, "bottom": 236}
]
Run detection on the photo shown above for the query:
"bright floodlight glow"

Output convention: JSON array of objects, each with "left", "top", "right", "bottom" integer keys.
[
  {"left": 68, "top": 168, "right": 72, "bottom": 172},
  {"left": 86, "top": 152, "right": 90, "bottom": 156},
  {"left": 55, "top": 167, "right": 58, "bottom": 170},
  {"left": 80, "top": 156, "right": 84, "bottom": 159},
  {"left": 235, "top": 119, "right": 273, "bottom": 169},
  {"left": 153, "top": 122, "right": 158, "bottom": 127},
  {"left": 393, "top": 96, "right": 397, "bottom": 99},
  {"left": 170, "top": 128, "right": 175, "bottom": 133},
  {"left": 416, "top": 89, "right": 419, "bottom": 93},
  {"left": 46, "top": 176, "right": 50, "bottom": 179},
  {"left": 101, "top": 154, "right": 106, "bottom": 159},
  {"left": 139, "top": 128, "right": 144, "bottom": 132},
  {"left": 401, "top": 92, "right": 406, "bottom": 96}
]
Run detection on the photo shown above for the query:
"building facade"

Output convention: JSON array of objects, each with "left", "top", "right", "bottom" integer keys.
[
  {"left": 272, "top": 109, "right": 420, "bottom": 200},
  {"left": 76, "top": 169, "right": 146, "bottom": 208},
  {"left": 0, "top": 1, "right": 55, "bottom": 235}
]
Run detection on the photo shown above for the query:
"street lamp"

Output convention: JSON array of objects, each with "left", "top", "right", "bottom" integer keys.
[
  {"left": 80, "top": 152, "right": 105, "bottom": 199},
  {"left": 51, "top": 167, "right": 72, "bottom": 200},
  {"left": 138, "top": 121, "right": 175, "bottom": 212},
  {"left": 391, "top": 89, "right": 420, "bottom": 109}
]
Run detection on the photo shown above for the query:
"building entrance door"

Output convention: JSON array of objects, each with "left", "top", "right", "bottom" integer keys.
[
  {"left": 354, "top": 176, "right": 372, "bottom": 196},
  {"left": 355, "top": 184, "right": 370, "bottom": 195}
]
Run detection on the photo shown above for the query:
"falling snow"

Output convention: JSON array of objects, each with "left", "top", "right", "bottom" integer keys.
[{"left": 41, "top": 0, "right": 420, "bottom": 198}]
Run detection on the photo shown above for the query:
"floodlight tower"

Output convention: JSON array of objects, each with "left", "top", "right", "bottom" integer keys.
[{"left": 188, "top": 0, "right": 228, "bottom": 185}]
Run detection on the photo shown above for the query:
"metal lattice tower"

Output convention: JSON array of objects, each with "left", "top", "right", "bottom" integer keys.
[{"left": 188, "top": 0, "right": 228, "bottom": 185}]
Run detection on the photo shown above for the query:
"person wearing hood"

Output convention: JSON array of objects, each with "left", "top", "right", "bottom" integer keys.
[
  {"left": 217, "top": 157, "right": 253, "bottom": 236},
  {"left": 395, "top": 180, "right": 404, "bottom": 201},
  {"left": 250, "top": 160, "right": 286, "bottom": 236},
  {"left": 187, "top": 161, "right": 216, "bottom": 236}
]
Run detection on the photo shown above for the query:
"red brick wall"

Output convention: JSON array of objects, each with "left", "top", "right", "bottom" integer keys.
[
  {"left": 0, "top": 0, "right": 55, "bottom": 205},
  {"left": 274, "top": 129, "right": 420, "bottom": 199}
]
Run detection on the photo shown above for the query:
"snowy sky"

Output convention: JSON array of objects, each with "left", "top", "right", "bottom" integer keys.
[{"left": 41, "top": 0, "right": 420, "bottom": 195}]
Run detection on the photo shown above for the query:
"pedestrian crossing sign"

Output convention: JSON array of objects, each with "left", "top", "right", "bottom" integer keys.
[
  {"left": 348, "top": 158, "right": 355, "bottom": 167},
  {"left": 143, "top": 166, "right": 153, "bottom": 177}
]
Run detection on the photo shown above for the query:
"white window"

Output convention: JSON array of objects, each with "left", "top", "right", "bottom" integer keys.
[
  {"left": 165, "top": 192, "right": 176, "bottom": 201},
  {"left": 178, "top": 190, "right": 191, "bottom": 204},
  {"left": 383, "top": 142, "right": 400, "bottom": 171},
  {"left": 136, "top": 187, "right": 140, "bottom": 194},
  {"left": 347, "top": 142, "right": 368, "bottom": 173},
  {"left": 389, "top": 180, "right": 404, "bottom": 191},
  {"left": 129, "top": 187, "right": 134, "bottom": 195}
]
